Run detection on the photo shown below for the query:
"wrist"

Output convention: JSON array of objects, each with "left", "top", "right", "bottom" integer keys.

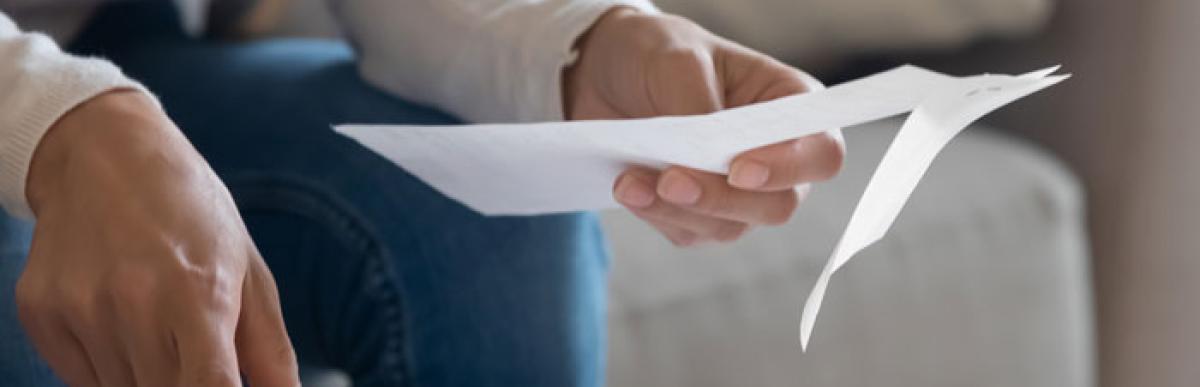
[
  {"left": 574, "top": 6, "right": 642, "bottom": 51},
  {"left": 26, "top": 90, "right": 201, "bottom": 216}
]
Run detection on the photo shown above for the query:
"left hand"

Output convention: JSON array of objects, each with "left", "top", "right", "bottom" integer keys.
[{"left": 564, "top": 7, "right": 845, "bottom": 246}]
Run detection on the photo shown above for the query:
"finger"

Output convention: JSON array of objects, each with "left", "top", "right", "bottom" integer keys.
[
  {"left": 616, "top": 168, "right": 737, "bottom": 244},
  {"left": 19, "top": 316, "right": 100, "bottom": 387},
  {"left": 122, "top": 326, "right": 177, "bottom": 387},
  {"left": 615, "top": 168, "right": 702, "bottom": 245},
  {"left": 617, "top": 168, "right": 750, "bottom": 240},
  {"left": 656, "top": 166, "right": 803, "bottom": 225},
  {"left": 727, "top": 133, "right": 846, "bottom": 191},
  {"left": 117, "top": 309, "right": 176, "bottom": 385},
  {"left": 632, "top": 204, "right": 750, "bottom": 243},
  {"left": 74, "top": 331, "right": 136, "bottom": 387},
  {"left": 613, "top": 167, "right": 660, "bottom": 210},
  {"left": 236, "top": 258, "right": 300, "bottom": 387},
  {"left": 640, "top": 215, "right": 703, "bottom": 247},
  {"left": 173, "top": 304, "right": 241, "bottom": 387},
  {"left": 104, "top": 269, "right": 178, "bottom": 386},
  {"left": 714, "top": 47, "right": 845, "bottom": 190},
  {"left": 752, "top": 63, "right": 820, "bottom": 102},
  {"left": 718, "top": 46, "right": 818, "bottom": 107},
  {"left": 67, "top": 301, "right": 136, "bottom": 387},
  {"left": 650, "top": 48, "right": 724, "bottom": 116},
  {"left": 14, "top": 277, "right": 101, "bottom": 387}
]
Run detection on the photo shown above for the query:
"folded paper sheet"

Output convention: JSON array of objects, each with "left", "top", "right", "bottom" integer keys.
[{"left": 335, "top": 65, "right": 1068, "bottom": 350}]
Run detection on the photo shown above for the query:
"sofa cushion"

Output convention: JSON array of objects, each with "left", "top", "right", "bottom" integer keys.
[
  {"left": 602, "top": 119, "right": 1093, "bottom": 387},
  {"left": 653, "top": 0, "right": 1052, "bottom": 65}
]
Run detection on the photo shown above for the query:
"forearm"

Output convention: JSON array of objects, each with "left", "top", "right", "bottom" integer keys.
[
  {"left": 0, "top": 11, "right": 151, "bottom": 218},
  {"left": 326, "top": 0, "right": 658, "bottom": 123}
]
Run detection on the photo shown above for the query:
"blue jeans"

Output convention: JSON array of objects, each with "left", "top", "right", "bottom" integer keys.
[{"left": 0, "top": 4, "right": 609, "bottom": 386}]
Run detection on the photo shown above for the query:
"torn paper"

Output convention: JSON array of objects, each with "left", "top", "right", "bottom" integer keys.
[
  {"left": 335, "top": 65, "right": 1068, "bottom": 349},
  {"left": 798, "top": 68, "right": 1068, "bottom": 349}
]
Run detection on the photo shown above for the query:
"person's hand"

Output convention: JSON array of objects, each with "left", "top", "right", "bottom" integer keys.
[
  {"left": 16, "top": 90, "right": 299, "bottom": 386},
  {"left": 565, "top": 8, "right": 845, "bottom": 246}
]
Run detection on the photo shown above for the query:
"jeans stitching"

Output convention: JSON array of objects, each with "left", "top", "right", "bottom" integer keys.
[{"left": 227, "top": 173, "right": 410, "bottom": 386}]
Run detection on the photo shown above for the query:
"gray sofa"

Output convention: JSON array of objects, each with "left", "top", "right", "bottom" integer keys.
[
  {"left": 302, "top": 123, "right": 1095, "bottom": 387},
  {"left": 603, "top": 119, "right": 1094, "bottom": 386}
]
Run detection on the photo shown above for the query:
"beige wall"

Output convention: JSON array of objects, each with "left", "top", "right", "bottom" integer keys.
[
  {"left": 1112, "top": 1, "right": 1200, "bottom": 385},
  {"left": 932, "top": 0, "right": 1200, "bottom": 385}
]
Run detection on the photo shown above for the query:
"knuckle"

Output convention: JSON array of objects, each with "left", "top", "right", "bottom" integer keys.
[
  {"left": 175, "top": 266, "right": 240, "bottom": 313},
  {"left": 49, "top": 284, "right": 101, "bottom": 323},
  {"left": 62, "top": 286, "right": 99, "bottom": 314},
  {"left": 632, "top": 199, "right": 665, "bottom": 216},
  {"left": 13, "top": 275, "right": 38, "bottom": 304},
  {"left": 701, "top": 187, "right": 737, "bottom": 216},
  {"left": 13, "top": 277, "right": 47, "bottom": 318},
  {"left": 199, "top": 290, "right": 239, "bottom": 314}
]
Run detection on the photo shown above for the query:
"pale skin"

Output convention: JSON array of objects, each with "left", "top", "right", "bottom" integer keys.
[
  {"left": 570, "top": 8, "right": 844, "bottom": 245},
  {"left": 15, "top": 7, "right": 843, "bottom": 387},
  {"left": 21, "top": 91, "right": 298, "bottom": 387}
]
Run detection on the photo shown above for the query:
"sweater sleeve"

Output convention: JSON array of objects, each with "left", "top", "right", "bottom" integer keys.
[
  {"left": 0, "top": 12, "right": 152, "bottom": 219},
  {"left": 328, "top": 0, "right": 659, "bottom": 124}
]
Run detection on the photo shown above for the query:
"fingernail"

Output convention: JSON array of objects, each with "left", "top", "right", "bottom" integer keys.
[
  {"left": 659, "top": 171, "right": 702, "bottom": 205},
  {"left": 729, "top": 160, "right": 770, "bottom": 189},
  {"left": 615, "top": 174, "right": 655, "bottom": 208}
]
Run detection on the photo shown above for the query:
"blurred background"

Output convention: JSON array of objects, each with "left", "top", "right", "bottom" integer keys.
[{"left": 248, "top": 0, "right": 1198, "bottom": 386}]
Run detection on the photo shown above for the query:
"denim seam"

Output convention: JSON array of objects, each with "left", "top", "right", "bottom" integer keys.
[{"left": 227, "top": 173, "right": 411, "bottom": 386}]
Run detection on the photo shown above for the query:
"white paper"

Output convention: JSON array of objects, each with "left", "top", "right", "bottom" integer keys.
[
  {"left": 336, "top": 65, "right": 959, "bottom": 215},
  {"left": 335, "top": 65, "right": 1068, "bottom": 349},
  {"left": 798, "top": 68, "right": 1068, "bottom": 350}
]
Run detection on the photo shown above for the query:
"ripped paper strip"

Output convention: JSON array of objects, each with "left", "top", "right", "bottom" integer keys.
[{"left": 335, "top": 65, "right": 1068, "bottom": 349}]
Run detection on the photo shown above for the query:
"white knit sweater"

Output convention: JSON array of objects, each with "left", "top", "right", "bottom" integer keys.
[{"left": 0, "top": 0, "right": 658, "bottom": 219}]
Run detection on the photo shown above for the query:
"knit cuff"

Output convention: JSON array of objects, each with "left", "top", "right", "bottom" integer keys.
[
  {"left": 522, "top": 0, "right": 660, "bottom": 122},
  {"left": 0, "top": 33, "right": 154, "bottom": 219}
]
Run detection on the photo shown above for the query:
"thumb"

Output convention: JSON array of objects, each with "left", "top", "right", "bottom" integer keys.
[
  {"left": 236, "top": 258, "right": 300, "bottom": 387},
  {"left": 648, "top": 48, "right": 724, "bottom": 116},
  {"left": 717, "top": 44, "right": 816, "bottom": 107}
]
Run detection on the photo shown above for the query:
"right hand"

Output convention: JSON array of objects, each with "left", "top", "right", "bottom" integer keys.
[
  {"left": 566, "top": 8, "right": 845, "bottom": 246},
  {"left": 15, "top": 90, "right": 299, "bottom": 386}
]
